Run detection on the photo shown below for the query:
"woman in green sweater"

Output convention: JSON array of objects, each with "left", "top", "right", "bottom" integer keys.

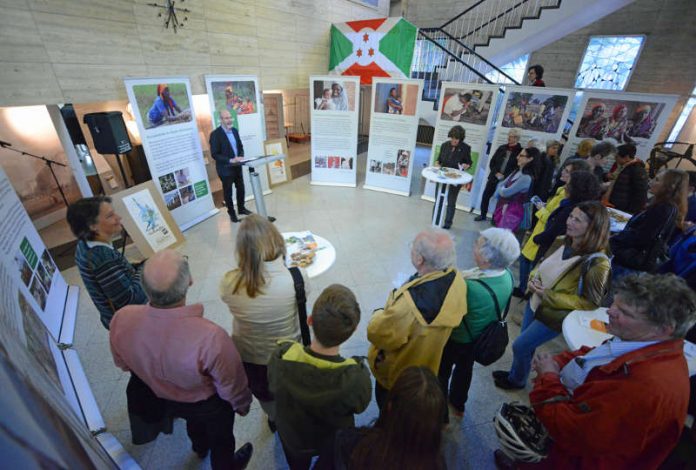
[{"left": 438, "top": 228, "right": 520, "bottom": 417}]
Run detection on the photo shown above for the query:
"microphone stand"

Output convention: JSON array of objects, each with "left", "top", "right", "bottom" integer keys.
[{"left": 0, "top": 141, "right": 70, "bottom": 207}]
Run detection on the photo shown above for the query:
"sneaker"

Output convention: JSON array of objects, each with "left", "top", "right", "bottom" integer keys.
[
  {"left": 238, "top": 208, "right": 253, "bottom": 215},
  {"left": 474, "top": 215, "right": 487, "bottom": 221},
  {"left": 233, "top": 443, "right": 253, "bottom": 469},
  {"left": 492, "top": 370, "right": 509, "bottom": 381}
]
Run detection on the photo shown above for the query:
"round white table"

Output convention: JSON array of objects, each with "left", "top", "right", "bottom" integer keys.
[
  {"left": 562, "top": 308, "right": 611, "bottom": 351},
  {"left": 562, "top": 308, "right": 696, "bottom": 375},
  {"left": 421, "top": 166, "right": 473, "bottom": 227},
  {"left": 282, "top": 232, "right": 336, "bottom": 278}
]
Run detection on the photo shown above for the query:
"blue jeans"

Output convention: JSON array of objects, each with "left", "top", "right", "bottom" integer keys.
[
  {"left": 507, "top": 302, "right": 559, "bottom": 386},
  {"left": 518, "top": 255, "right": 534, "bottom": 291}
]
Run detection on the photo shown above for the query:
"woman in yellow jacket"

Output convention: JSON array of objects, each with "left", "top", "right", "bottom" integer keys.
[
  {"left": 494, "top": 201, "right": 611, "bottom": 389},
  {"left": 515, "top": 159, "right": 593, "bottom": 297}
]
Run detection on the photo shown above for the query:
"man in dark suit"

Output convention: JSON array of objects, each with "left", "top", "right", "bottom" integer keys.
[
  {"left": 475, "top": 129, "right": 522, "bottom": 221},
  {"left": 209, "top": 109, "right": 251, "bottom": 223}
]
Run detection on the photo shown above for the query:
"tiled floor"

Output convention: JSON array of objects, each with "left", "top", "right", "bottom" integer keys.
[{"left": 63, "top": 146, "right": 570, "bottom": 469}]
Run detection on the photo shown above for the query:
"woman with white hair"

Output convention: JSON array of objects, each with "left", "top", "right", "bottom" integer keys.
[{"left": 438, "top": 228, "right": 520, "bottom": 417}]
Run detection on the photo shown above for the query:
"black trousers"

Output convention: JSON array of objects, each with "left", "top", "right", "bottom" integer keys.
[
  {"left": 434, "top": 183, "right": 462, "bottom": 226},
  {"left": 438, "top": 340, "right": 476, "bottom": 413},
  {"left": 220, "top": 172, "right": 245, "bottom": 216},
  {"left": 167, "top": 394, "right": 239, "bottom": 470},
  {"left": 478, "top": 177, "right": 499, "bottom": 218}
]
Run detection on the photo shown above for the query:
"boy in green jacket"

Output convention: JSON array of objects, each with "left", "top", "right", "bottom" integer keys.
[{"left": 268, "top": 284, "right": 371, "bottom": 469}]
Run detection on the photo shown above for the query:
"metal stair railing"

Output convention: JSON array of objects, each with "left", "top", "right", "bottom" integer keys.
[
  {"left": 412, "top": 29, "right": 496, "bottom": 102},
  {"left": 441, "top": 0, "right": 561, "bottom": 50}
]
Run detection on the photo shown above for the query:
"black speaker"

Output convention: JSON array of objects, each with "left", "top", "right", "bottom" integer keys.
[
  {"left": 83, "top": 112, "right": 132, "bottom": 155},
  {"left": 60, "top": 104, "right": 87, "bottom": 146}
]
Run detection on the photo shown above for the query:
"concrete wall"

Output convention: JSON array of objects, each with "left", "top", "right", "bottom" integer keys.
[
  {"left": 527, "top": 0, "right": 696, "bottom": 139},
  {"left": 0, "top": 0, "right": 389, "bottom": 107}
]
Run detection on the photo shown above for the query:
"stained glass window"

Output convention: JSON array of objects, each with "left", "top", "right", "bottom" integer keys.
[
  {"left": 486, "top": 54, "right": 530, "bottom": 85},
  {"left": 575, "top": 36, "right": 645, "bottom": 90},
  {"left": 666, "top": 85, "right": 696, "bottom": 145}
]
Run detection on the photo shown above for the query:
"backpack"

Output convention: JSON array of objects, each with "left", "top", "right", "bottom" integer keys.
[
  {"left": 463, "top": 271, "right": 513, "bottom": 366},
  {"left": 577, "top": 252, "right": 612, "bottom": 307}
]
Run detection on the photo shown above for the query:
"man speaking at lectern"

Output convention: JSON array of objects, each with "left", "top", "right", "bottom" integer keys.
[{"left": 210, "top": 109, "right": 252, "bottom": 223}]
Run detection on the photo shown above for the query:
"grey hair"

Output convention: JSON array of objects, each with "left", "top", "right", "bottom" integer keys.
[
  {"left": 508, "top": 129, "right": 522, "bottom": 138},
  {"left": 413, "top": 228, "right": 456, "bottom": 271},
  {"left": 142, "top": 257, "right": 191, "bottom": 307},
  {"left": 478, "top": 228, "right": 520, "bottom": 269},
  {"left": 546, "top": 139, "right": 561, "bottom": 150},
  {"left": 527, "top": 138, "right": 541, "bottom": 150},
  {"left": 614, "top": 273, "right": 696, "bottom": 339},
  {"left": 592, "top": 141, "right": 616, "bottom": 158}
]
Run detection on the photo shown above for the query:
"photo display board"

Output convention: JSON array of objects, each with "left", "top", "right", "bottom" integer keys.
[
  {"left": 204, "top": 75, "right": 271, "bottom": 201},
  {"left": 562, "top": 91, "right": 679, "bottom": 162},
  {"left": 364, "top": 78, "right": 423, "bottom": 196},
  {"left": 310, "top": 75, "right": 360, "bottom": 187},
  {"left": 474, "top": 85, "right": 575, "bottom": 211},
  {"left": 0, "top": 168, "right": 69, "bottom": 340},
  {"left": 124, "top": 77, "right": 217, "bottom": 231},
  {"left": 422, "top": 82, "right": 503, "bottom": 208}
]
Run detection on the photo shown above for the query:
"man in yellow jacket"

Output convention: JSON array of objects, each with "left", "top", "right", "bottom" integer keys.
[{"left": 368, "top": 228, "right": 468, "bottom": 409}]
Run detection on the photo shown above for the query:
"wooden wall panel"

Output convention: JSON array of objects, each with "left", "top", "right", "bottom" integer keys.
[{"left": 0, "top": 0, "right": 390, "bottom": 107}]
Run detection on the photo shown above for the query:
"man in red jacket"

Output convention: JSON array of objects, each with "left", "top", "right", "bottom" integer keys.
[{"left": 495, "top": 273, "right": 696, "bottom": 469}]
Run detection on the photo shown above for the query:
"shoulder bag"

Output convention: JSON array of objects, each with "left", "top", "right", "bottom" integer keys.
[
  {"left": 463, "top": 272, "right": 513, "bottom": 366},
  {"left": 288, "top": 267, "right": 311, "bottom": 346}
]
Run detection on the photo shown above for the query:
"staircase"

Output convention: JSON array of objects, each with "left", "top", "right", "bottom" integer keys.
[{"left": 411, "top": 0, "right": 636, "bottom": 106}]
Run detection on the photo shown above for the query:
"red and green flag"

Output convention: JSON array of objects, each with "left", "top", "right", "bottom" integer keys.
[{"left": 329, "top": 17, "right": 418, "bottom": 85}]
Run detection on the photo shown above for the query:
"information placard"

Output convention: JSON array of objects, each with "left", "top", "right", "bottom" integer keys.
[
  {"left": 310, "top": 76, "right": 360, "bottom": 187},
  {"left": 561, "top": 91, "right": 678, "bottom": 162},
  {"left": 422, "top": 82, "right": 503, "bottom": 209},
  {"left": 204, "top": 75, "right": 272, "bottom": 202},
  {"left": 364, "top": 78, "right": 423, "bottom": 196},
  {"left": 124, "top": 77, "right": 217, "bottom": 231}
]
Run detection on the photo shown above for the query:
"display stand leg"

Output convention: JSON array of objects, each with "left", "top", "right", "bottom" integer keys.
[
  {"left": 432, "top": 183, "right": 449, "bottom": 227},
  {"left": 247, "top": 166, "right": 276, "bottom": 222}
]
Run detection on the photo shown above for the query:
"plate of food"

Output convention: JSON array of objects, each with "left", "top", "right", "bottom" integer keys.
[{"left": 284, "top": 231, "right": 318, "bottom": 268}]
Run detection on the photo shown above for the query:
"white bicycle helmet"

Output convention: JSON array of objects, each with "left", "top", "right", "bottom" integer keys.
[{"left": 494, "top": 402, "right": 551, "bottom": 463}]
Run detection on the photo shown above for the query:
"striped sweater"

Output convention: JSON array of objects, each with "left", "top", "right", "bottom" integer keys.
[{"left": 74, "top": 240, "right": 147, "bottom": 329}]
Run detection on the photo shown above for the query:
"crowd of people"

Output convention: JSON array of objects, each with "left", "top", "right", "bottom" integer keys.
[{"left": 64, "top": 117, "right": 696, "bottom": 468}]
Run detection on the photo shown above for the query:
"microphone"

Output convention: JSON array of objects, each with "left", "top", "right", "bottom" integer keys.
[{"left": 0, "top": 140, "right": 12, "bottom": 148}]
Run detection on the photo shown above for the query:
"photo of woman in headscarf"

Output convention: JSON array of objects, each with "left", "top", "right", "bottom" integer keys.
[
  {"left": 628, "top": 104, "right": 656, "bottom": 138},
  {"left": 605, "top": 104, "right": 631, "bottom": 142},
  {"left": 577, "top": 102, "right": 608, "bottom": 139},
  {"left": 331, "top": 83, "right": 348, "bottom": 111},
  {"left": 146, "top": 83, "right": 191, "bottom": 128}
]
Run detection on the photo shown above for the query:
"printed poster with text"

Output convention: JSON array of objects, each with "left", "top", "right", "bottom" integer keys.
[
  {"left": 204, "top": 75, "right": 271, "bottom": 200},
  {"left": 422, "top": 82, "right": 502, "bottom": 209},
  {"left": 561, "top": 91, "right": 678, "bottom": 162},
  {"left": 478, "top": 86, "right": 575, "bottom": 211},
  {"left": 364, "top": 78, "right": 423, "bottom": 196},
  {"left": 310, "top": 75, "right": 360, "bottom": 187},
  {"left": 124, "top": 77, "right": 216, "bottom": 231},
  {"left": 0, "top": 168, "right": 68, "bottom": 340}
]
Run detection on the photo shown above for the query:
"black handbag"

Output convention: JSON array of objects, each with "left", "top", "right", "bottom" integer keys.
[
  {"left": 463, "top": 273, "right": 513, "bottom": 366},
  {"left": 288, "top": 267, "right": 311, "bottom": 346},
  {"left": 612, "top": 206, "right": 677, "bottom": 272}
]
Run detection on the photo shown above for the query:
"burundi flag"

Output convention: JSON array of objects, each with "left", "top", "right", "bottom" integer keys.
[{"left": 329, "top": 17, "right": 418, "bottom": 85}]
